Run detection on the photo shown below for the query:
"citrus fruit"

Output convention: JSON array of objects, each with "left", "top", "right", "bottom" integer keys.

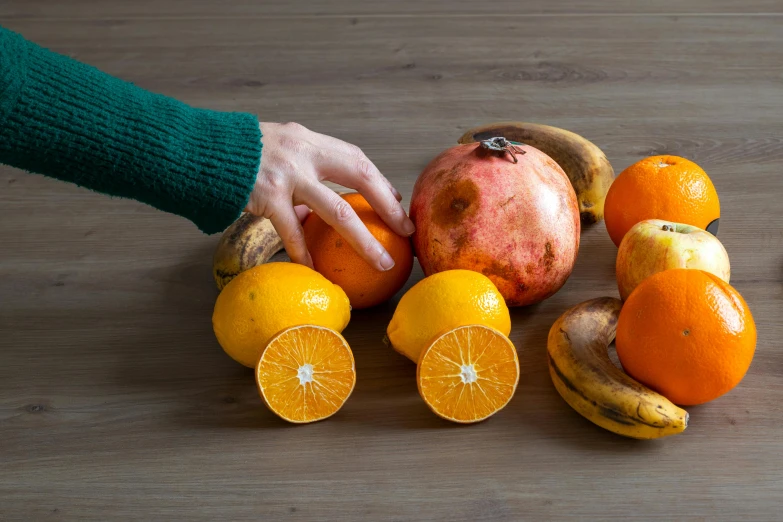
[
  {"left": 212, "top": 262, "right": 350, "bottom": 367},
  {"left": 257, "top": 325, "right": 356, "bottom": 423},
  {"left": 417, "top": 325, "right": 519, "bottom": 423},
  {"left": 303, "top": 193, "right": 414, "bottom": 309},
  {"left": 604, "top": 155, "right": 720, "bottom": 246},
  {"left": 616, "top": 269, "right": 756, "bottom": 406},
  {"left": 387, "top": 269, "right": 511, "bottom": 362}
]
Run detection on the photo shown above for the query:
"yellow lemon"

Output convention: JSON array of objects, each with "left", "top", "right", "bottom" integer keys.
[
  {"left": 387, "top": 270, "right": 511, "bottom": 362},
  {"left": 213, "top": 262, "right": 350, "bottom": 367}
]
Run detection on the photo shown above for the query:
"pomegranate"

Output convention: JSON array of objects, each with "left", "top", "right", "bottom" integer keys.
[{"left": 410, "top": 138, "right": 580, "bottom": 306}]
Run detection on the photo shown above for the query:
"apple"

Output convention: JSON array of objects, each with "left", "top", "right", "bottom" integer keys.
[{"left": 616, "top": 219, "right": 731, "bottom": 301}]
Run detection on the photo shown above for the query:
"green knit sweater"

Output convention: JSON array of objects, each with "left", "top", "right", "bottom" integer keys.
[{"left": 0, "top": 27, "right": 261, "bottom": 234}]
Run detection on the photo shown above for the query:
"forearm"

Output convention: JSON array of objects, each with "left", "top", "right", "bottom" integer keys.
[{"left": 0, "top": 26, "right": 261, "bottom": 234}]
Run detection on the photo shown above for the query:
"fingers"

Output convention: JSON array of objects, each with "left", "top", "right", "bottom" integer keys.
[
  {"left": 369, "top": 167, "right": 402, "bottom": 201},
  {"left": 358, "top": 176, "right": 413, "bottom": 236},
  {"left": 383, "top": 177, "right": 403, "bottom": 202},
  {"left": 294, "top": 204, "right": 311, "bottom": 223},
  {"left": 255, "top": 123, "right": 408, "bottom": 267},
  {"left": 268, "top": 204, "right": 313, "bottom": 268},
  {"left": 326, "top": 153, "right": 413, "bottom": 236},
  {"left": 309, "top": 134, "right": 412, "bottom": 235},
  {"left": 299, "top": 182, "right": 396, "bottom": 271}
]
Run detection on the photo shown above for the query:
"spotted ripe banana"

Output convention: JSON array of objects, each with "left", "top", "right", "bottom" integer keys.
[
  {"left": 458, "top": 122, "right": 614, "bottom": 224},
  {"left": 212, "top": 213, "right": 284, "bottom": 290},
  {"left": 547, "top": 297, "right": 688, "bottom": 439}
]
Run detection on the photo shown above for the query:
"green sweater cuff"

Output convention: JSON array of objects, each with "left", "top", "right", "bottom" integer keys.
[{"left": 0, "top": 27, "right": 261, "bottom": 234}]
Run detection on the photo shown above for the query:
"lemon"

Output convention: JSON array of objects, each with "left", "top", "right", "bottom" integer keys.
[
  {"left": 387, "top": 270, "right": 511, "bottom": 362},
  {"left": 212, "top": 262, "right": 350, "bottom": 367}
]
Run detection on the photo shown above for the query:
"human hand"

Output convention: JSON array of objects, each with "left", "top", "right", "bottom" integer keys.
[{"left": 245, "top": 122, "right": 415, "bottom": 271}]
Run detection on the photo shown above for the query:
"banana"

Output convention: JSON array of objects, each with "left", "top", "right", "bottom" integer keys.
[
  {"left": 547, "top": 297, "right": 688, "bottom": 439},
  {"left": 212, "top": 213, "right": 284, "bottom": 290},
  {"left": 458, "top": 122, "right": 614, "bottom": 224}
]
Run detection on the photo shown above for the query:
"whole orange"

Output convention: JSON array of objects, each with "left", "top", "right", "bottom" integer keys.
[
  {"left": 604, "top": 155, "right": 720, "bottom": 246},
  {"left": 303, "top": 193, "right": 414, "bottom": 309},
  {"left": 616, "top": 269, "right": 756, "bottom": 406}
]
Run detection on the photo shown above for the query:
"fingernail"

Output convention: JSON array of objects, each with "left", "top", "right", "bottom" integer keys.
[
  {"left": 403, "top": 218, "right": 416, "bottom": 236},
  {"left": 379, "top": 250, "right": 395, "bottom": 271}
]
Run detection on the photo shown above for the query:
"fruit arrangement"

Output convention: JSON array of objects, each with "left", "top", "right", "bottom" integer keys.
[
  {"left": 209, "top": 121, "right": 756, "bottom": 437},
  {"left": 388, "top": 270, "right": 518, "bottom": 423},
  {"left": 547, "top": 297, "right": 688, "bottom": 439}
]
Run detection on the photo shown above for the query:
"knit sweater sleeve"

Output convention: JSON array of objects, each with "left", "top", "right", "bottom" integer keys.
[{"left": 0, "top": 26, "right": 261, "bottom": 234}]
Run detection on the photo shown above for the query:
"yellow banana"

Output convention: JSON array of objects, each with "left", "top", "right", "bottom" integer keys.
[
  {"left": 458, "top": 122, "right": 614, "bottom": 224},
  {"left": 212, "top": 213, "right": 284, "bottom": 290},
  {"left": 547, "top": 297, "right": 688, "bottom": 439}
]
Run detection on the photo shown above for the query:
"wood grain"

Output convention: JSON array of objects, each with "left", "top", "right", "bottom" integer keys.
[{"left": 1, "top": 1, "right": 782, "bottom": 520}]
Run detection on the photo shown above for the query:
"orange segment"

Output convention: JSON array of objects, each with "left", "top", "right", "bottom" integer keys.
[
  {"left": 256, "top": 325, "right": 356, "bottom": 423},
  {"left": 417, "top": 325, "right": 519, "bottom": 423}
]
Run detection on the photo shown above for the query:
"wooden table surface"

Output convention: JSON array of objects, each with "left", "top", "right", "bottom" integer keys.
[{"left": 2, "top": 1, "right": 782, "bottom": 520}]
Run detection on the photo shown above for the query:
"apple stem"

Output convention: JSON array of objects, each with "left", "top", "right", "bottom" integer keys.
[{"left": 662, "top": 224, "right": 675, "bottom": 232}]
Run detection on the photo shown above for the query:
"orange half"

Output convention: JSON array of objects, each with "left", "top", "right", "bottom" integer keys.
[
  {"left": 256, "top": 325, "right": 356, "bottom": 423},
  {"left": 417, "top": 325, "right": 519, "bottom": 423}
]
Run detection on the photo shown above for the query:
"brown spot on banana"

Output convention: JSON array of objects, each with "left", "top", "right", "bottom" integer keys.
[
  {"left": 458, "top": 122, "right": 615, "bottom": 225},
  {"left": 549, "top": 352, "right": 672, "bottom": 430},
  {"left": 213, "top": 213, "right": 284, "bottom": 290},
  {"left": 547, "top": 297, "right": 688, "bottom": 439}
]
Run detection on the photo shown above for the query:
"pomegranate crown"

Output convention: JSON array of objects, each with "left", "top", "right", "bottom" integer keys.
[{"left": 479, "top": 137, "right": 526, "bottom": 163}]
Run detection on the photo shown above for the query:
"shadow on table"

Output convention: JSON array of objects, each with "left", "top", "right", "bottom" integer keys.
[
  {"left": 108, "top": 241, "right": 296, "bottom": 430},
  {"left": 569, "top": 222, "right": 617, "bottom": 283},
  {"left": 325, "top": 304, "right": 468, "bottom": 431}
]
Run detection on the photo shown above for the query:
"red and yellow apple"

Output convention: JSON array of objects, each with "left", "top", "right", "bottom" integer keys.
[{"left": 616, "top": 219, "right": 730, "bottom": 301}]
